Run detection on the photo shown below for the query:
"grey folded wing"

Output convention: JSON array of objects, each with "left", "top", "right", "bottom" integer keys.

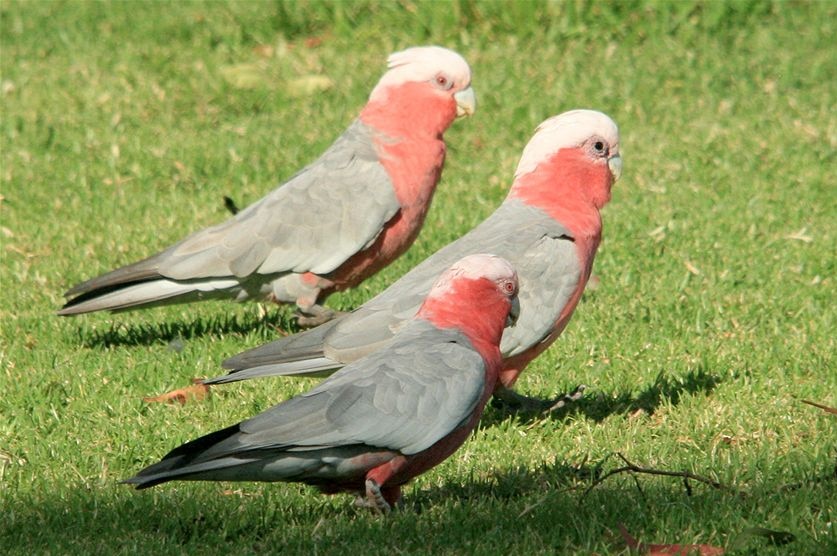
[
  {"left": 217, "top": 200, "right": 582, "bottom": 380},
  {"left": 66, "top": 120, "right": 399, "bottom": 299},
  {"left": 324, "top": 199, "right": 583, "bottom": 359},
  {"left": 159, "top": 120, "right": 400, "bottom": 281},
  {"left": 199, "top": 322, "right": 487, "bottom": 466}
]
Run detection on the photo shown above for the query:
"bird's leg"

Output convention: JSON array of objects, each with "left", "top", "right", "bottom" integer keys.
[
  {"left": 381, "top": 484, "right": 403, "bottom": 509},
  {"left": 362, "top": 479, "right": 392, "bottom": 514},
  {"left": 492, "top": 384, "right": 587, "bottom": 414},
  {"left": 290, "top": 274, "right": 345, "bottom": 327}
]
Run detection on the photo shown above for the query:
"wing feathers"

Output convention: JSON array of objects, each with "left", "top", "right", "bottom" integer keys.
[{"left": 63, "top": 120, "right": 400, "bottom": 313}]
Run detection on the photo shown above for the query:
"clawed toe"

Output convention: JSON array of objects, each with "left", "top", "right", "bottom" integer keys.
[
  {"left": 295, "top": 307, "right": 346, "bottom": 327},
  {"left": 362, "top": 479, "right": 392, "bottom": 514}
]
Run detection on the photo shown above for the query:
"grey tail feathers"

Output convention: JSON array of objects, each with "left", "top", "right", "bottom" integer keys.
[
  {"left": 57, "top": 278, "right": 234, "bottom": 315},
  {"left": 59, "top": 253, "right": 170, "bottom": 315},
  {"left": 221, "top": 319, "right": 340, "bottom": 371},
  {"left": 122, "top": 423, "right": 241, "bottom": 489},
  {"left": 62, "top": 250, "right": 168, "bottom": 296},
  {"left": 204, "top": 357, "right": 342, "bottom": 384}
]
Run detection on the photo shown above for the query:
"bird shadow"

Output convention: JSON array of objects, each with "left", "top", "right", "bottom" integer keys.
[
  {"left": 77, "top": 309, "right": 300, "bottom": 350},
  {"left": 482, "top": 367, "right": 723, "bottom": 428},
  {"left": 5, "top": 452, "right": 826, "bottom": 554}
]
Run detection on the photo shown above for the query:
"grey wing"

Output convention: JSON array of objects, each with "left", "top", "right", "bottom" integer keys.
[
  {"left": 319, "top": 224, "right": 512, "bottom": 361},
  {"left": 158, "top": 120, "right": 400, "bottom": 280},
  {"left": 497, "top": 229, "right": 582, "bottom": 357},
  {"left": 216, "top": 201, "right": 579, "bottom": 383},
  {"left": 226, "top": 324, "right": 486, "bottom": 457},
  {"left": 403, "top": 200, "right": 581, "bottom": 357},
  {"left": 326, "top": 200, "right": 580, "bottom": 359}
]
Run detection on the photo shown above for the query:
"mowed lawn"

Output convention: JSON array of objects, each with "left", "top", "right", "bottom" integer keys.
[{"left": 1, "top": 1, "right": 834, "bottom": 553}]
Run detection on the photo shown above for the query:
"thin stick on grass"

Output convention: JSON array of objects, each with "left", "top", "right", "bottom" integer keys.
[{"left": 581, "top": 453, "right": 741, "bottom": 500}]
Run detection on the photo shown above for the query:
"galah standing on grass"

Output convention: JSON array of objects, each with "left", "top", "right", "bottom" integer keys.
[
  {"left": 209, "top": 109, "right": 622, "bottom": 409},
  {"left": 59, "top": 46, "right": 476, "bottom": 326},
  {"left": 124, "top": 254, "right": 519, "bottom": 512}
]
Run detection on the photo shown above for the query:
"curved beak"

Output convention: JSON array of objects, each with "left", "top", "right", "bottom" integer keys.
[
  {"left": 607, "top": 154, "right": 623, "bottom": 182},
  {"left": 506, "top": 296, "right": 520, "bottom": 327},
  {"left": 454, "top": 86, "right": 476, "bottom": 118}
]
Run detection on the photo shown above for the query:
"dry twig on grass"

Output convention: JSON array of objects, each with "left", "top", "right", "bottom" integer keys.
[{"left": 582, "top": 452, "right": 741, "bottom": 500}]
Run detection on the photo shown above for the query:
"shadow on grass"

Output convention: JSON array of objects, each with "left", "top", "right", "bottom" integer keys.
[
  {"left": 4, "top": 457, "right": 831, "bottom": 553},
  {"left": 78, "top": 309, "right": 301, "bottom": 349},
  {"left": 575, "top": 368, "right": 723, "bottom": 421},
  {"left": 484, "top": 368, "right": 723, "bottom": 427}
]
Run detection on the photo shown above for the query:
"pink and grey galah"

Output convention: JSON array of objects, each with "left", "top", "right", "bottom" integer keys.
[
  {"left": 209, "top": 109, "right": 622, "bottom": 408},
  {"left": 124, "top": 254, "right": 519, "bottom": 512},
  {"left": 58, "top": 46, "right": 476, "bottom": 325}
]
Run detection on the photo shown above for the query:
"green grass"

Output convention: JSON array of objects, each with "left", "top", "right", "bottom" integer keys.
[{"left": 2, "top": 0, "right": 835, "bottom": 553}]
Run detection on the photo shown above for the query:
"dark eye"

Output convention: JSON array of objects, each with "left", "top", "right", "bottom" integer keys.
[{"left": 593, "top": 141, "right": 606, "bottom": 154}]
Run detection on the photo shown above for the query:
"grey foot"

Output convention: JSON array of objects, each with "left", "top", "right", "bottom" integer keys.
[
  {"left": 295, "top": 305, "right": 346, "bottom": 328},
  {"left": 355, "top": 479, "right": 391, "bottom": 514}
]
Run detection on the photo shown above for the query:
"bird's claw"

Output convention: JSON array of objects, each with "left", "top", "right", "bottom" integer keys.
[
  {"left": 295, "top": 306, "right": 346, "bottom": 328},
  {"left": 356, "top": 479, "right": 391, "bottom": 514}
]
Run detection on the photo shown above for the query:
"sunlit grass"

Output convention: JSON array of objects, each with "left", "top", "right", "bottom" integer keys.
[{"left": 1, "top": 1, "right": 835, "bottom": 553}]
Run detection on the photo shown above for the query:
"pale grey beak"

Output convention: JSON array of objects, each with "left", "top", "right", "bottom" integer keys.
[
  {"left": 608, "top": 154, "right": 623, "bottom": 181},
  {"left": 506, "top": 297, "right": 520, "bottom": 327},
  {"left": 454, "top": 86, "right": 476, "bottom": 118}
]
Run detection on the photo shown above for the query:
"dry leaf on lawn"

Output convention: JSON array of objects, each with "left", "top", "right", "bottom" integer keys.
[
  {"left": 619, "top": 524, "right": 725, "bottom": 555},
  {"left": 143, "top": 379, "right": 209, "bottom": 405}
]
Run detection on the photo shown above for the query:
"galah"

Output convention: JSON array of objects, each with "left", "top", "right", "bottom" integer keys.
[
  {"left": 59, "top": 46, "right": 476, "bottom": 325},
  {"left": 209, "top": 109, "right": 622, "bottom": 408},
  {"left": 124, "top": 254, "right": 519, "bottom": 512}
]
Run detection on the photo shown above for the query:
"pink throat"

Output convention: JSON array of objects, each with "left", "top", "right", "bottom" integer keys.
[
  {"left": 495, "top": 148, "right": 614, "bottom": 387},
  {"left": 359, "top": 82, "right": 457, "bottom": 140},
  {"left": 418, "top": 279, "right": 510, "bottom": 351},
  {"left": 509, "top": 147, "right": 612, "bottom": 239}
]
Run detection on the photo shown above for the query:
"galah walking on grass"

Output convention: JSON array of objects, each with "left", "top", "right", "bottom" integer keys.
[
  {"left": 124, "top": 254, "right": 519, "bottom": 512},
  {"left": 209, "top": 109, "right": 622, "bottom": 410},
  {"left": 59, "top": 46, "right": 476, "bottom": 326}
]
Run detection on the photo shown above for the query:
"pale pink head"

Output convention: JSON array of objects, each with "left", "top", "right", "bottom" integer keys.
[
  {"left": 512, "top": 109, "right": 622, "bottom": 212},
  {"left": 418, "top": 254, "right": 519, "bottom": 348},
  {"left": 361, "top": 46, "right": 476, "bottom": 135}
]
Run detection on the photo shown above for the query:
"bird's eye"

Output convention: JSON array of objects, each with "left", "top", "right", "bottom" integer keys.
[
  {"left": 500, "top": 280, "right": 516, "bottom": 295},
  {"left": 593, "top": 141, "right": 606, "bottom": 153},
  {"left": 434, "top": 74, "right": 451, "bottom": 89}
]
